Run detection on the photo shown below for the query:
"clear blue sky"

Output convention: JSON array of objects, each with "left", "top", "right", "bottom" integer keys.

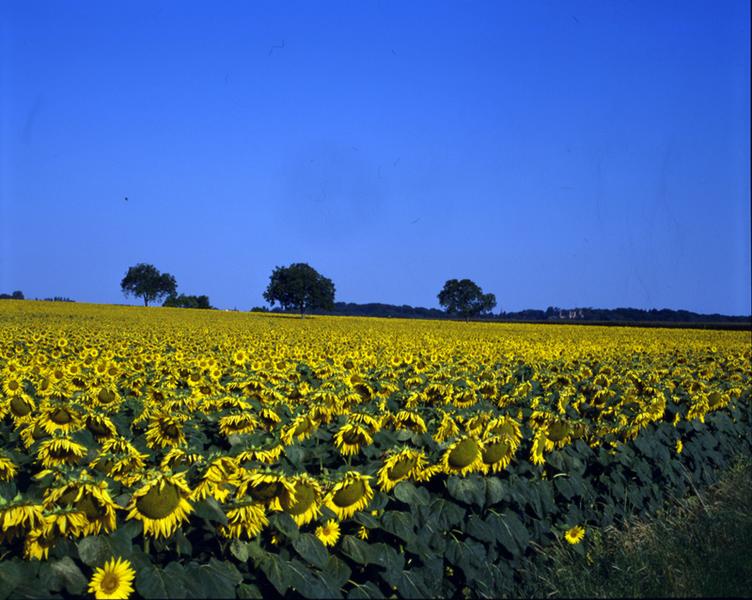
[{"left": 1, "top": 1, "right": 749, "bottom": 314}]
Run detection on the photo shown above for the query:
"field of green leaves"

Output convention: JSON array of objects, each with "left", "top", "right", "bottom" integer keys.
[{"left": 0, "top": 301, "right": 750, "bottom": 598}]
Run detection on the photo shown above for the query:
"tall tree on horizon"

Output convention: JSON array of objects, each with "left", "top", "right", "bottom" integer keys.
[{"left": 120, "top": 263, "right": 177, "bottom": 306}]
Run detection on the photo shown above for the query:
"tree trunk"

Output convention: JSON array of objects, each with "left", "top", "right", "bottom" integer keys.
[{"left": 144, "top": 297, "right": 148, "bottom": 307}]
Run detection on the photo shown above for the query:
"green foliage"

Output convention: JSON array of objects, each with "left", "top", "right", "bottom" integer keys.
[
  {"left": 120, "top": 263, "right": 177, "bottom": 306},
  {"left": 163, "top": 294, "right": 212, "bottom": 309},
  {"left": 263, "top": 263, "right": 335, "bottom": 314},
  {"left": 437, "top": 278, "right": 496, "bottom": 319}
]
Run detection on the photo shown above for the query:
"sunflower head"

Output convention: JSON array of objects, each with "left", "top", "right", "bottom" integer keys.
[
  {"left": 281, "top": 474, "right": 322, "bottom": 526},
  {"left": 88, "top": 557, "right": 136, "bottom": 600},
  {"left": 564, "top": 525, "right": 586, "bottom": 544},
  {"left": 126, "top": 472, "right": 193, "bottom": 539},
  {"left": 441, "top": 436, "right": 484, "bottom": 476},
  {"left": 325, "top": 471, "right": 374, "bottom": 520},
  {"left": 315, "top": 519, "right": 340, "bottom": 547}
]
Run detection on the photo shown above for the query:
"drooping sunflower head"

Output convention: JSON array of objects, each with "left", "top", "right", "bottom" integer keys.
[
  {"left": 36, "top": 436, "right": 88, "bottom": 468},
  {"left": 333, "top": 423, "right": 373, "bottom": 457},
  {"left": 324, "top": 471, "right": 374, "bottom": 520},
  {"left": 377, "top": 447, "right": 427, "bottom": 492},
  {"left": 144, "top": 414, "right": 187, "bottom": 449},
  {"left": 218, "top": 413, "right": 260, "bottom": 437},
  {"left": 441, "top": 436, "right": 484, "bottom": 476},
  {"left": 238, "top": 471, "right": 296, "bottom": 512},
  {"left": 126, "top": 472, "right": 193, "bottom": 539},
  {"left": 85, "top": 413, "right": 118, "bottom": 440},
  {"left": 0, "top": 454, "right": 17, "bottom": 482},
  {"left": 394, "top": 410, "right": 427, "bottom": 434},
  {"left": 480, "top": 435, "right": 517, "bottom": 474},
  {"left": 218, "top": 501, "right": 268, "bottom": 540},
  {"left": 281, "top": 473, "right": 322, "bottom": 526},
  {"left": 88, "top": 557, "right": 136, "bottom": 600},
  {"left": 281, "top": 414, "right": 317, "bottom": 445}
]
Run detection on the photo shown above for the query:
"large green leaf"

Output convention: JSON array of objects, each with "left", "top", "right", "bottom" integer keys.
[
  {"left": 76, "top": 533, "right": 132, "bottom": 568},
  {"left": 393, "top": 481, "right": 430, "bottom": 506},
  {"left": 380, "top": 510, "right": 415, "bottom": 542},
  {"left": 293, "top": 533, "right": 330, "bottom": 570},
  {"left": 446, "top": 475, "right": 486, "bottom": 509},
  {"left": 192, "top": 497, "right": 228, "bottom": 525}
]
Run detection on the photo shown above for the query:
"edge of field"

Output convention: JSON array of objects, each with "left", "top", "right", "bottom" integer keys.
[{"left": 526, "top": 454, "right": 752, "bottom": 598}]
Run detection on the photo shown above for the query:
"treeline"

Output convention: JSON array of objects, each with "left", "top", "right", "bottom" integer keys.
[{"left": 269, "top": 301, "right": 750, "bottom": 327}]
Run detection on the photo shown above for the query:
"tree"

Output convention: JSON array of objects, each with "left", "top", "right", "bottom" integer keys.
[
  {"left": 120, "top": 263, "right": 177, "bottom": 306},
  {"left": 263, "top": 263, "right": 335, "bottom": 316},
  {"left": 163, "top": 293, "right": 212, "bottom": 309},
  {"left": 437, "top": 278, "right": 496, "bottom": 320}
]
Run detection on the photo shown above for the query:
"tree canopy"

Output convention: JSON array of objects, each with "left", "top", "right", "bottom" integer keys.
[
  {"left": 438, "top": 278, "right": 496, "bottom": 320},
  {"left": 163, "top": 293, "right": 212, "bottom": 309},
  {"left": 120, "top": 263, "right": 177, "bottom": 306},
  {"left": 263, "top": 263, "right": 335, "bottom": 315}
]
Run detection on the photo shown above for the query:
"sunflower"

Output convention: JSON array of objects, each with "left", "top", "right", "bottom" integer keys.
[
  {"left": 219, "top": 413, "right": 260, "bottom": 437},
  {"left": 36, "top": 436, "right": 88, "bottom": 468},
  {"left": 433, "top": 411, "right": 460, "bottom": 443},
  {"left": 126, "top": 472, "right": 194, "bottom": 538},
  {"left": 324, "top": 471, "right": 374, "bottom": 520},
  {"left": 564, "top": 525, "right": 586, "bottom": 544},
  {"left": 675, "top": 439, "right": 683, "bottom": 454},
  {"left": 85, "top": 413, "right": 118, "bottom": 440},
  {"left": 192, "top": 456, "right": 241, "bottom": 503},
  {"left": 45, "top": 479, "right": 119, "bottom": 535},
  {"left": 480, "top": 435, "right": 517, "bottom": 474},
  {"left": 218, "top": 502, "right": 269, "bottom": 540},
  {"left": 333, "top": 423, "right": 373, "bottom": 456},
  {"left": 0, "top": 455, "right": 17, "bottom": 481},
  {"left": 24, "top": 522, "right": 59, "bottom": 560},
  {"left": 238, "top": 472, "right": 296, "bottom": 512},
  {"left": 88, "top": 557, "right": 136, "bottom": 600},
  {"left": 315, "top": 519, "right": 340, "bottom": 547},
  {"left": 281, "top": 474, "right": 323, "bottom": 526},
  {"left": 393, "top": 410, "right": 427, "bottom": 433},
  {"left": 145, "top": 414, "right": 187, "bottom": 449},
  {"left": 281, "top": 414, "right": 317, "bottom": 445},
  {"left": 2, "top": 374, "right": 25, "bottom": 397},
  {"left": 377, "top": 448, "right": 427, "bottom": 492},
  {"left": 8, "top": 394, "right": 35, "bottom": 419},
  {"left": 0, "top": 501, "right": 45, "bottom": 540},
  {"left": 160, "top": 447, "right": 204, "bottom": 471},
  {"left": 441, "top": 436, "right": 484, "bottom": 476}
]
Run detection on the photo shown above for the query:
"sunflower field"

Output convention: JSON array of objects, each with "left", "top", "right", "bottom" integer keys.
[{"left": 0, "top": 300, "right": 750, "bottom": 598}]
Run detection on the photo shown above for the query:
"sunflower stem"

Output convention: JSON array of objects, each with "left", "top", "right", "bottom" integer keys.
[{"left": 143, "top": 537, "right": 150, "bottom": 556}]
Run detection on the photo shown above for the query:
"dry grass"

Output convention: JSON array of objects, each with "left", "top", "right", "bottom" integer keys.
[{"left": 529, "top": 456, "right": 752, "bottom": 598}]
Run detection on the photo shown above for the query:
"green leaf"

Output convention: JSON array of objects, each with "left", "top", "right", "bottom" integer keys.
[
  {"left": 237, "top": 583, "right": 263, "bottom": 599},
  {"left": 258, "top": 553, "right": 289, "bottom": 595},
  {"left": 466, "top": 514, "right": 497, "bottom": 544},
  {"left": 353, "top": 512, "right": 380, "bottom": 529},
  {"left": 270, "top": 512, "right": 300, "bottom": 540},
  {"left": 446, "top": 475, "right": 485, "bottom": 509},
  {"left": 485, "top": 477, "right": 505, "bottom": 507},
  {"left": 393, "top": 481, "right": 430, "bottom": 506},
  {"left": 380, "top": 510, "right": 415, "bottom": 542},
  {"left": 49, "top": 557, "right": 87, "bottom": 596},
  {"left": 230, "top": 539, "right": 252, "bottom": 562},
  {"left": 135, "top": 564, "right": 168, "bottom": 599},
  {"left": 322, "top": 555, "right": 351, "bottom": 591},
  {"left": 396, "top": 569, "right": 430, "bottom": 599},
  {"left": 347, "top": 581, "right": 385, "bottom": 599},
  {"left": 193, "top": 497, "right": 228, "bottom": 525},
  {"left": 0, "top": 560, "right": 27, "bottom": 600},
  {"left": 427, "top": 498, "right": 465, "bottom": 530},
  {"left": 188, "top": 559, "right": 242, "bottom": 599},
  {"left": 293, "top": 533, "right": 329, "bottom": 570},
  {"left": 77, "top": 534, "right": 132, "bottom": 567}
]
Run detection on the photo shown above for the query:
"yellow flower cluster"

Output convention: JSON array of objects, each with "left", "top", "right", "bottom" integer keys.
[{"left": 0, "top": 300, "right": 749, "bottom": 557}]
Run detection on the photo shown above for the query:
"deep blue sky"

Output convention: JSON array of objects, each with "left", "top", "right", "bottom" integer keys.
[{"left": 1, "top": 1, "right": 749, "bottom": 314}]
